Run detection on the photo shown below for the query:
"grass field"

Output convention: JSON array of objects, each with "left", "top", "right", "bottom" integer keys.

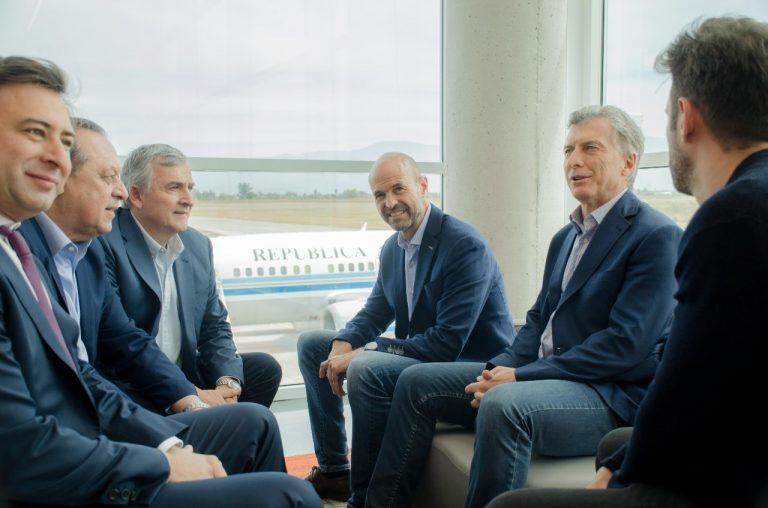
[
  {"left": 194, "top": 197, "right": 388, "bottom": 229},
  {"left": 194, "top": 192, "right": 698, "bottom": 231}
]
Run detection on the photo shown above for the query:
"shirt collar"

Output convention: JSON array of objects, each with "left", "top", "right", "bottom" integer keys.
[
  {"left": 397, "top": 203, "right": 431, "bottom": 250},
  {"left": 0, "top": 213, "right": 19, "bottom": 230},
  {"left": 34, "top": 213, "right": 90, "bottom": 263},
  {"left": 570, "top": 189, "right": 627, "bottom": 233},
  {"left": 131, "top": 210, "right": 184, "bottom": 259}
]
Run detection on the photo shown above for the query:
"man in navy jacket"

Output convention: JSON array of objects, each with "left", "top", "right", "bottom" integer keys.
[
  {"left": 100, "top": 143, "right": 281, "bottom": 409},
  {"left": 297, "top": 152, "right": 515, "bottom": 504},
  {"left": 0, "top": 56, "right": 319, "bottom": 507},
  {"left": 489, "top": 17, "right": 768, "bottom": 508},
  {"left": 365, "top": 106, "right": 682, "bottom": 508}
]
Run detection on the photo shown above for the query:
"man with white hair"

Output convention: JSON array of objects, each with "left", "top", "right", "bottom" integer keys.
[
  {"left": 365, "top": 106, "right": 682, "bottom": 508},
  {"left": 101, "top": 144, "right": 282, "bottom": 410}
]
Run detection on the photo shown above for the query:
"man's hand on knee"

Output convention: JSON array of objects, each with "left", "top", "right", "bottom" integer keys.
[
  {"left": 165, "top": 445, "right": 228, "bottom": 482},
  {"left": 319, "top": 345, "right": 363, "bottom": 397},
  {"left": 586, "top": 466, "right": 613, "bottom": 489},
  {"left": 465, "top": 366, "right": 516, "bottom": 408}
]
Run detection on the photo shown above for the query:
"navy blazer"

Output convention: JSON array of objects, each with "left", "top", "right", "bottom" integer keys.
[
  {"left": 0, "top": 249, "right": 185, "bottom": 505},
  {"left": 100, "top": 208, "right": 242, "bottom": 389},
  {"left": 337, "top": 206, "right": 515, "bottom": 362},
  {"left": 19, "top": 218, "right": 196, "bottom": 410},
  {"left": 489, "top": 192, "right": 682, "bottom": 424}
]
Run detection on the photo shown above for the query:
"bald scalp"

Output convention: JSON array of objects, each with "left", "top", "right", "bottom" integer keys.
[{"left": 369, "top": 151, "right": 421, "bottom": 186}]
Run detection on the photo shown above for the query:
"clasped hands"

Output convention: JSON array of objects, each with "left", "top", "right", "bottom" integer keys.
[
  {"left": 464, "top": 365, "right": 517, "bottom": 408},
  {"left": 169, "top": 384, "right": 241, "bottom": 413}
]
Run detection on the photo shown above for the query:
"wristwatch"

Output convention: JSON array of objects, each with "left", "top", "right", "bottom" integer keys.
[
  {"left": 182, "top": 399, "right": 210, "bottom": 412},
  {"left": 364, "top": 341, "right": 378, "bottom": 351},
  {"left": 216, "top": 377, "right": 242, "bottom": 391}
]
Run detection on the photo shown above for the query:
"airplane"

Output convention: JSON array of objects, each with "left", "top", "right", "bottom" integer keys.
[{"left": 210, "top": 229, "right": 393, "bottom": 331}]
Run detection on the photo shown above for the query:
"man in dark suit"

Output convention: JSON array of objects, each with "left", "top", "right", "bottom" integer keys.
[
  {"left": 100, "top": 144, "right": 281, "bottom": 409},
  {"left": 488, "top": 16, "right": 768, "bottom": 508},
  {"left": 364, "top": 106, "right": 683, "bottom": 508},
  {"left": 0, "top": 56, "right": 320, "bottom": 507},
  {"left": 296, "top": 152, "right": 516, "bottom": 504}
]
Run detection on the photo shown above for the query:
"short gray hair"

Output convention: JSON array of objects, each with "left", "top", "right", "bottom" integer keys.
[
  {"left": 69, "top": 117, "right": 107, "bottom": 175},
  {"left": 568, "top": 105, "right": 645, "bottom": 185},
  {"left": 121, "top": 143, "right": 187, "bottom": 208}
]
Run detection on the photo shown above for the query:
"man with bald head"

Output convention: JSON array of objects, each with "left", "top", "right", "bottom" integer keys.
[{"left": 298, "top": 152, "right": 515, "bottom": 505}]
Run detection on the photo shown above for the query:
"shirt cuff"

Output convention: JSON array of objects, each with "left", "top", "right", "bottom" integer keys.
[{"left": 157, "top": 436, "right": 183, "bottom": 453}]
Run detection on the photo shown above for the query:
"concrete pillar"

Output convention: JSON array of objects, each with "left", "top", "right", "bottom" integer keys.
[{"left": 443, "top": 0, "right": 568, "bottom": 320}]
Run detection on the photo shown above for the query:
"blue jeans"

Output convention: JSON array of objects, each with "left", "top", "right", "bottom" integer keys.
[
  {"left": 365, "top": 362, "right": 619, "bottom": 508},
  {"left": 297, "top": 330, "right": 421, "bottom": 507}
]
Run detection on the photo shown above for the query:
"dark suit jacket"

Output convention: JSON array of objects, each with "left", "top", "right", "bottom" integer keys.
[
  {"left": 100, "top": 208, "right": 242, "bottom": 389},
  {"left": 611, "top": 151, "right": 768, "bottom": 507},
  {"left": 489, "top": 192, "right": 682, "bottom": 424},
  {"left": 0, "top": 249, "right": 185, "bottom": 505},
  {"left": 336, "top": 206, "right": 515, "bottom": 362},
  {"left": 19, "top": 218, "right": 196, "bottom": 410}
]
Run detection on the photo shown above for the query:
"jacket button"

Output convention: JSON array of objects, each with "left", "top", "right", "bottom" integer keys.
[
  {"left": 121, "top": 489, "right": 131, "bottom": 500},
  {"left": 107, "top": 489, "right": 119, "bottom": 501}
]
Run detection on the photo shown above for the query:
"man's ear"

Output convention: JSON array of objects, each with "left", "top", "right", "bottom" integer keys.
[
  {"left": 418, "top": 175, "right": 429, "bottom": 197},
  {"left": 128, "top": 186, "right": 144, "bottom": 209},
  {"left": 678, "top": 97, "right": 701, "bottom": 144}
]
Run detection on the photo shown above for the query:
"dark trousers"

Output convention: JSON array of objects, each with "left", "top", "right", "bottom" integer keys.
[
  {"left": 9, "top": 404, "right": 321, "bottom": 508},
  {"left": 486, "top": 427, "right": 701, "bottom": 508},
  {"left": 170, "top": 403, "right": 286, "bottom": 474},
  {"left": 240, "top": 352, "right": 282, "bottom": 408}
]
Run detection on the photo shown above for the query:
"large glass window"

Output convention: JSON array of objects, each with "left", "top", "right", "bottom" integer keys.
[
  {"left": 603, "top": 0, "right": 767, "bottom": 226},
  {"left": 2, "top": 0, "right": 442, "bottom": 387}
]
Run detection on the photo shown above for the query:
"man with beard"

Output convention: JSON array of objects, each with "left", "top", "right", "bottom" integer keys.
[
  {"left": 487, "top": 16, "right": 768, "bottom": 508},
  {"left": 297, "top": 152, "right": 515, "bottom": 504}
]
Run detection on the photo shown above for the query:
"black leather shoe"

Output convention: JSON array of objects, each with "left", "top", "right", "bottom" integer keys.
[{"left": 305, "top": 466, "right": 351, "bottom": 501}]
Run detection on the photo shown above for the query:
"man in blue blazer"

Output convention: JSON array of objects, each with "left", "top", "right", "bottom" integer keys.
[
  {"left": 100, "top": 144, "right": 281, "bottom": 409},
  {"left": 297, "top": 152, "right": 515, "bottom": 504},
  {"left": 0, "top": 56, "right": 319, "bottom": 507},
  {"left": 364, "top": 106, "right": 683, "bottom": 508}
]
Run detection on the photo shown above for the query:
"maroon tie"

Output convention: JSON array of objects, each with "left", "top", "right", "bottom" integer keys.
[{"left": 0, "top": 225, "right": 76, "bottom": 370}]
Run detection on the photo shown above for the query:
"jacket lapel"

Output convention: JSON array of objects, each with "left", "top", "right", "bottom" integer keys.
[
  {"left": 0, "top": 250, "right": 78, "bottom": 373},
  {"left": 20, "top": 219, "right": 67, "bottom": 308},
  {"left": 560, "top": 192, "right": 637, "bottom": 304},
  {"left": 173, "top": 247, "right": 196, "bottom": 366},
  {"left": 119, "top": 209, "right": 162, "bottom": 298},
  {"left": 410, "top": 206, "right": 443, "bottom": 313}
]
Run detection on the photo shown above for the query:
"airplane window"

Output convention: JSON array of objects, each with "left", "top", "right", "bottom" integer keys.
[
  {"left": 245, "top": 267, "right": 253, "bottom": 277},
  {"left": 368, "top": 262, "right": 375, "bottom": 271},
  {"left": 358, "top": 262, "right": 365, "bottom": 272},
  {"left": 328, "top": 264, "right": 335, "bottom": 273},
  {"left": 281, "top": 266, "right": 288, "bottom": 275},
  {"left": 257, "top": 267, "right": 264, "bottom": 276},
  {"left": 348, "top": 263, "right": 355, "bottom": 272},
  {"left": 269, "top": 267, "right": 276, "bottom": 276},
  {"left": 338, "top": 264, "right": 345, "bottom": 272},
  {"left": 305, "top": 265, "right": 311, "bottom": 274},
  {"left": 233, "top": 268, "right": 241, "bottom": 278},
  {"left": 293, "top": 265, "right": 300, "bottom": 275}
]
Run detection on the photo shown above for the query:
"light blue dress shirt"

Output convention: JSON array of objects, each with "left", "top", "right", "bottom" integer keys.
[
  {"left": 34, "top": 213, "right": 91, "bottom": 361},
  {"left": 538, "top": 189, "right": 628, "bottom": 358},
  {"left": 396, "top": 204, "right": 432, "bottom": 321},
  {"left": 131, "top": 212, "right": 185, "bottom": 365}
]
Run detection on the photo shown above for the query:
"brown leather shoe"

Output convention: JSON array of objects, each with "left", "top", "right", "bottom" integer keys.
[{"left": 305, "top": 465, "right": 351, "bottom": 501}]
